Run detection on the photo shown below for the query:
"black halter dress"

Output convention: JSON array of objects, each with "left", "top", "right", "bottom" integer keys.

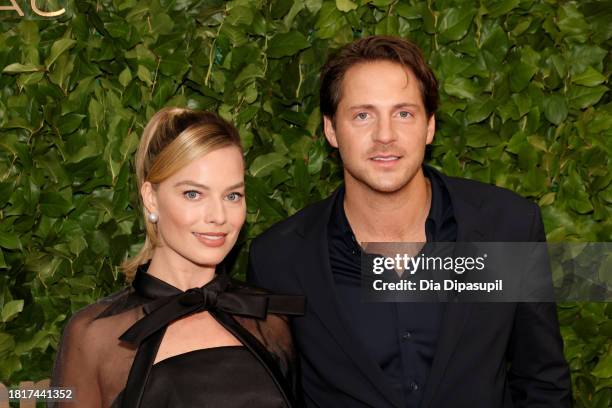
[{"left": 49, "top": 264, "right": 305, "bottom": 408}]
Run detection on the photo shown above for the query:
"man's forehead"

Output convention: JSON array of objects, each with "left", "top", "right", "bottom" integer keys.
[{"left": 338, "top": 61, "right": 423, "bottom": 109}]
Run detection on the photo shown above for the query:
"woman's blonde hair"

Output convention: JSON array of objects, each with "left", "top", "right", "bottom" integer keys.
[{"left": 121, "top": 107, "right": 242, "bottom": 279}]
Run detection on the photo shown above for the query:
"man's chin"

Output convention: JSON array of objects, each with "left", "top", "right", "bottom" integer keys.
[{"left": 359, "top": 177, "right": 411, "bottom": 194}]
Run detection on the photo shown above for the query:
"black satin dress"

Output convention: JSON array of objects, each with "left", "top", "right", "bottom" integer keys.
[
  {"left": 109, "top": 267, "right": 305, "bottom": 408},
  {"left": 112, "top": 346, "right": 285, "bottom": 407}
]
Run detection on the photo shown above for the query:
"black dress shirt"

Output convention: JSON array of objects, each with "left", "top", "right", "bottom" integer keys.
[{"left": 328, "top": 166, "right": 457, "bottom": 407}]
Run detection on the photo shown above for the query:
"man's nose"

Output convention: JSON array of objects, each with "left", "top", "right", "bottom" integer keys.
[{"left": 372, "top": 116, "right": 396, "bottom": 144}]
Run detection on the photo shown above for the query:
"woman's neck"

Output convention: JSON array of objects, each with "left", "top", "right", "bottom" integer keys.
[{"left": 146, "top": 248, "right": 216, "bottom": 291}]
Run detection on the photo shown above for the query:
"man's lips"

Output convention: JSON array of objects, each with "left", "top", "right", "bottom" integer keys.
[
  {"left": 369, "top": 154, "right": 403, "bottom": 166},
  {"left": 370, "top": 155, "right": 401, "bottom": 161}
]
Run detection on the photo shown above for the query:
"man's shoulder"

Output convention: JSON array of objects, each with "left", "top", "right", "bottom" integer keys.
[{"left": 442, "top": 173, "right": 537, "bottom": 213}]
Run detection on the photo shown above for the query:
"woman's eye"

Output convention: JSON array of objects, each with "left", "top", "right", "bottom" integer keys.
[
  {"left": 226, "top": 192, "right": 244, "bottom": 202},
  {"left": 184, "top": 191, "right": 200, "bottom": 200},
  {"left": 356, "top": 112, "right": 369, "bottom": 120}
]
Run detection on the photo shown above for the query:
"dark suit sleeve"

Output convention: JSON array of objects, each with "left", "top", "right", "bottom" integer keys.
[
  {"left": 246, "top": 239, "right": 262, "bottom": 287},
  {"left": 507, "top": 204, "right": 572, "bottom": 407}
]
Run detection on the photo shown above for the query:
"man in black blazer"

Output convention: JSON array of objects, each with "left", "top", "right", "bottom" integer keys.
[{"left": 247, "top": 36, "right": 571, "bottom": 407}]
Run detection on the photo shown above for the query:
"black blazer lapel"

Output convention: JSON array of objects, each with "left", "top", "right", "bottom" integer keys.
[
  {"left": 294, "top": 189, "right": 403, "bottom": 408},
  {"left": 420, "top": 169, "right": 490, "bottom": 408}
]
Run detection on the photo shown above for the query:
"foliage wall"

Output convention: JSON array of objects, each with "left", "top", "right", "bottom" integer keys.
[{"left": 0, "top": 0, "right": 611, "bottom": 406}]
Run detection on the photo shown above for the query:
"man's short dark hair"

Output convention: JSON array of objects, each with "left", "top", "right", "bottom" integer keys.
[{"left": 320, "top": 36, "right": 439, "bottom": 119}]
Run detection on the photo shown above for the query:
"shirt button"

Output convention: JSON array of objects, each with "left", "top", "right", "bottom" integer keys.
[
  {"left": 408, "top": 381, "right": 419, "bottom": 392},
  {"left": 402, "top": 332, "right": 411, "bottom": 340}
]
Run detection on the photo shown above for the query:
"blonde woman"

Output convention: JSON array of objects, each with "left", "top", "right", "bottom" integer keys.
[{"left": 49, "top": 108, "right": 305, "bottom": 407}]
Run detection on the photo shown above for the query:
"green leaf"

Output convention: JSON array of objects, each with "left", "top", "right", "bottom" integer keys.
[
  {"left": 0, "top": 249, "right": 6, "bottom": 268},
  {"left": 509, "top": 62, "right": 537, "bottom": 92},
  {"left": 307, "top": 145, "right": 325, "bottom": 175},
  {"left": 2, "top": 63, "right": 44, "bottom": 74},
  {"left": 567, "top": 85, "right": 608, "bottom": 109},
  {"left": 465, "top": 99, "right": 494, "bottom": 123},
  {"left": 572, "top": 66, "right": 607, "bottom": 87},
  {"left": 88, "top": 99, "right": 104, "bottom": 128},
  {"left": 45, "top": 38, "right": 77, "bottom": 68},
  {"left": 39, "top": 192, "right": 73, "bottom": 217},
  {"left": 225, "top": 5, "right": 255, "bottom": 26},
  {"left": 484, "top": 0, "right": 520, "bottom": 18},
  {"left": 556, "top": 3, "right": 590, "bottom": 41},
  {"left": 437, "top": 6, "right": 475, "bottom": 43},
  {"left": 137, "top": 65, "right": 153, "bottom": 86},
  {"left": 150, "top": 13, "right": 175, "bottom": 35},
  {"left": 442, "top": 151, "right": 462, "bottom": 177},
  {"left": 0, "top": 333, "right": 15, "bottom": 356},
  {"left": 443, "top": 77, "right": 480, "bottom": 99},
  {"left": 267, "top": 31, "right": 310, "bottom": 58},
  {"left": 592, "top": 350, "right": 612, "bottom": 378},
  {"left": 159, "top": 53, "right": 190, "bottom": 77},
  {"left": 0, "top": 231, "right": 21, "bottom": 250},
  {"left": 119, "top": 68, "right": 132, "bottom": 88},
  {"left": 58, "top": 113, "right": 86, "bottom": 135},
  {"left": 315, "top": 2, "right": 345, "bottom": 39},
  {"left": 1, "top": 300, "right": 24, "bottom": 323},
  {"left": 235, "top": 64, "right": 264, "bottom": 88},
  {"left": 249, "top": 153, "right": 290, "bottom": 177},
  {"left": 336, "top": 0, "right": 358, "bottom": 12},
  {"left": 543, "top": 95, "right": 568, "bottom": 125}
]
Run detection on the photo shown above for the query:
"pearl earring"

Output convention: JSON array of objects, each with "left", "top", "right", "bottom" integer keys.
[{"left": 148, "top": 212, "right": 158, "bottom": 223}]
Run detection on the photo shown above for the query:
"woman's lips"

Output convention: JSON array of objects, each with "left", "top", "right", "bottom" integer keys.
[{"left": 192, "top": 232, "right": 226, "bottom": 248}]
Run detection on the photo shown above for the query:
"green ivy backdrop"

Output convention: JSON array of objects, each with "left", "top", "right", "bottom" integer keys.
[{"left": 0, "top": 0, "right": 610, "bottom": 406}]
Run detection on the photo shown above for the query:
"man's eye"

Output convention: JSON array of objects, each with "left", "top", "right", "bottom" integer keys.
[
  {"left": 398, "top": 111, "right": 412, "bottom": 118},
  {"left": 356, "top": 112, "right": 369, "bottom": 120},
  {"left": 226, "top": 192, "right": 244, "bottom": 202},
  {"left": 184, "top": 191, "right": 200, "bottom": 200}
]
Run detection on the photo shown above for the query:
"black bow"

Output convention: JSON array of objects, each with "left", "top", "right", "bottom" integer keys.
[{"left": 120, "top": 273, "right": 304, "bottom": 346}]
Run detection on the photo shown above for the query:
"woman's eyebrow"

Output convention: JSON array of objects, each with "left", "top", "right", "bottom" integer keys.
[
  {"left": 173, "top": 180, "right": 209, "bottom": 189},
  {"left": 173, "top": 180, "right": 245, "bottom": 190}
]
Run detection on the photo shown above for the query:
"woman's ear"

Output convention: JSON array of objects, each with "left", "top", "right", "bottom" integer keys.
[{"left": 141, "top": 181, "right": 158, "bottom": 215}]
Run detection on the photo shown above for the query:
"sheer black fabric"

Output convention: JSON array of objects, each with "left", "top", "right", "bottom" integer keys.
[{"left": 49, "top": 264, "right": 305, "bottom": 408}]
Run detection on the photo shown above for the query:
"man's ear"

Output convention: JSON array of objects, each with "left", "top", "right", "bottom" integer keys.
[
  {"left": 426, "top": 114, "right": 436, "bottom": 145},
  {"left": 323, "top": 116, "right": 339, "bottom": 148},
  {"left": 141, "top": 181, "right": 158, "bottom": 215}
]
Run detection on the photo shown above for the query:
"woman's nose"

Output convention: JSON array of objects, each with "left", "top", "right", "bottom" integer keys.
[{"left": 204, "top": 198, "right": 226, "bottom": 225}]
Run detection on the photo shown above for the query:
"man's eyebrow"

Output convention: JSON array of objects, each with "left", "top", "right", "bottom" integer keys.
[
  {"left": 392, "top": 103, "right": 422, "bottom": 109},
  {"left": 347, "top": 103, "right": 422, "bottom": 110},
  {"left": 348, "top": 104, "right": 376, "bottom": 110},
  {"left": 173, "top": 180, "right": 245, "bottom": 190}
]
